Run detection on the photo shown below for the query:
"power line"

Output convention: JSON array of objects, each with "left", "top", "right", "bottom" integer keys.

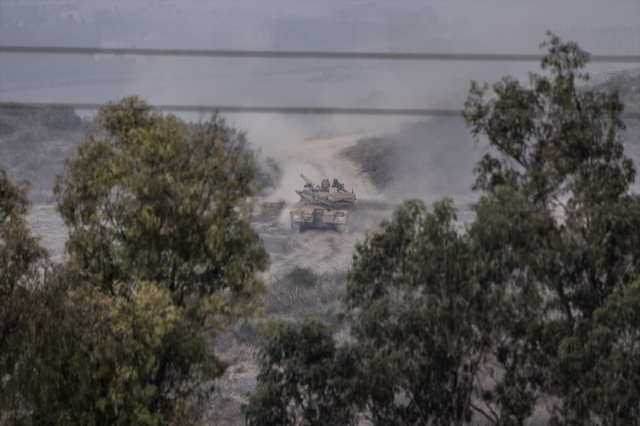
[
  {"left": 2, "top": 102, "right": 639, "bottom": 119},
  {"left": 0, "top": 102, "right": 463, "bottom": 116},
  {"left": 1, "top": 45, "right": 639, "bottom": 63}
]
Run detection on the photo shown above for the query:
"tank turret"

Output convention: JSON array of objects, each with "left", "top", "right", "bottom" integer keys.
[{"left": 290, "top": 174, "right": 356, "bottom": 234}]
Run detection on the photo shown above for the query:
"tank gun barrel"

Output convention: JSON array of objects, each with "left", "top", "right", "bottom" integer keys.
[{"left": 300, "top": 174, "right": 314, "bottom": 186}]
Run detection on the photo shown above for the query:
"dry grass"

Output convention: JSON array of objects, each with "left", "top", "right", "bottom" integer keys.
[
  {"left": 264, "top": 266, "right": 348, "bottom": 327},
  {"left": 207, "top": 265, "right": 349, "bottom": 425}
]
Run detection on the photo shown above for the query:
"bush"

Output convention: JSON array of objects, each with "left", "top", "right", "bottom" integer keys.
[
  {"left": 283, "top": 265, "right": 319, "bottom": 289},
  {"left": 265, "top": 267, "right": 346, "bottom": 326}
]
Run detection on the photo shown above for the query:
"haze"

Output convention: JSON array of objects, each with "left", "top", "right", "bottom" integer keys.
[{"left": 1, "top": 0, "right": 639, "bottom": 203}]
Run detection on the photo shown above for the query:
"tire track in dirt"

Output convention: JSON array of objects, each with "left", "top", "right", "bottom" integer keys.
[{"left": 255, "top": 133, "right": 383, "bottom": 275}]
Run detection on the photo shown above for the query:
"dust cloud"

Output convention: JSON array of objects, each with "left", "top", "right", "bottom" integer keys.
[{"left": 3, "top": 0, "right": 639, "bottom": 266}]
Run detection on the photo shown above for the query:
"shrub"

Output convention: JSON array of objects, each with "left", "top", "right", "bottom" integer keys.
[
  {"left": 283, "top": 265, "right": 319, "bottom": 288},
  {"left": 265, "top": 267, "right": 347, "bottom": 326}
]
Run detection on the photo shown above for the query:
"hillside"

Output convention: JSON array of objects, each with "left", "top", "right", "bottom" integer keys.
[
  {"left": 0, "top": 104, "right": 89, "bottom": 202},
  {"left": 343, "top": 72, "right": 640, "bottom": 197}
]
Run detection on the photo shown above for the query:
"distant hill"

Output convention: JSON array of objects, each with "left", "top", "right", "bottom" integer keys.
[
  {"left": 0, "top": 105, "right": 281, "bottom": 202},
  {"left": 344, "top": 72, "right": 640, "bottom": 196},
  {"left": 0, "top": 104, "right": 89, "bottom": 202},
  {"left": 588, "top": 69, "right": 640, "bottom": 145}
]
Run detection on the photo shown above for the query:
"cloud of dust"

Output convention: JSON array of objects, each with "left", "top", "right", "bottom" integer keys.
[
  {"left": 112, "top": 1, "right": 636, "bottom": 218},
  {"left": 3, "top": 1, "right": 638, "bottom": 222}
]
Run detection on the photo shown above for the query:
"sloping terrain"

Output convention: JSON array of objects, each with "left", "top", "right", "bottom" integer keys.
[
  {"left": 343, "top": 76, "right": 640, "bottom": 200},
  {"left": 252, "top": 133, "right": 385, "bottom": 275},
  {"left": 0, "top": 104, "right": 89, "bottom": 202},
  {"left": 342, "top": 116, "right": 480, "bottom": 204}
]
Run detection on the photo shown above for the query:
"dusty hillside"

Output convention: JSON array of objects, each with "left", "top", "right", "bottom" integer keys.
[
  {"left": 0, "top": 104, "right": 89, "bottom": 202},
  {"left": 342, "top": 116, "right": 480, "bottom": 204},
  {"left": 246, "top": 133, "right": 388, "bottom": 275}
]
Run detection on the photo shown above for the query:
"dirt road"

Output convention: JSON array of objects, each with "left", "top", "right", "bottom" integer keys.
[{"left": 253, "top": 133, "right": 386, "bottom": 276}]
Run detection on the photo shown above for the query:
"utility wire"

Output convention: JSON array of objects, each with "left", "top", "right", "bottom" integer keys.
[
  {"left": 0, "top": 102, "right": 464, "bottom": 116},
  {"left": 2, "top": 102, "right": 639, "bottom": 119},
  {"left": 1, "top": 45, "right": 639, "bottom": 63}
]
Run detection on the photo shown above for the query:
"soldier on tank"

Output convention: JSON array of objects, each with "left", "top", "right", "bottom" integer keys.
[
  {"left": 291, "top": 174, "right": 356, "bottom": 234},
  {"left": 331, "top": 178, "right": 345, "bottom": 192}
]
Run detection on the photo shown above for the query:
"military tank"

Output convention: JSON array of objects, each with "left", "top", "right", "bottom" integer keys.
[{"left": 290, "top": 174, "right": 356, "bottom": 234}]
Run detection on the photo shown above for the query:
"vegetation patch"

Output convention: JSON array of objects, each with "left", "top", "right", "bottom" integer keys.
[
  {"left": 341, "top": 135, "right": 395, "bottom": 190},
  {"left": 264, "top": 266, "right": 347, "bottom": 326},
  {"left": 208, "top": 266, "right": 348, "bottom": 424},
  {"left": 245, "top": 35, "right": 640, "bottom": 426},
  {"left": 282, "top": 265, "right": 319, "bottom": 288},
  {"left": 0, "top": 104, "right": 281, "bottom": 202}
]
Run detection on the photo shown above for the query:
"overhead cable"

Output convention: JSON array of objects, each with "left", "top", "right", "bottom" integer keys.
[
  {"left": 1, "top": 45, "right": 639, "bottom": 63},
  {"left": 2, "top": 102, "right": 639, "bottom": 119}
]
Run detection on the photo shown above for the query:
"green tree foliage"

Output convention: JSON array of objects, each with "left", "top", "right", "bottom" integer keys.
[
  {"left": 26, "top": 279, "right": 227, "bottom": 425},
  {"left": 345, "top": 199, "right": 493, "bottom": 425},
  {"left": 247, "top": 199, "right": 536, "bottom": 425},
  {"left": 247, "top": 34, "right": 640, "bottom": 425},
  {"left": 54, "top": 97, "right": 268, "bottom": 302},
  {"left": 0, "top": 168, "right": 48, "bottom": 423},
  {"left": 464, "top": 33, "right": 640, "bottom": 424},
  {"left": 345, "top": 195, "right": 549, "bottom": 425},
  {"left": 1, "top": 97, "right": 269, "bottom": 425},
  {"left": 245, "top": 317, "right": 357, "bottom": 426}
]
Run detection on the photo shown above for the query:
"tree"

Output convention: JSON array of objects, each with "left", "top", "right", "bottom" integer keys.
[
  {"left": 2, "top": 97, "right": 269, "bottom": 425},
  {"left": 247, "top": 34, "right": 640, "bottom": 425},
  {"left": 463, "top": 33, "right": 640, "bottom": 424},
  {"left": 344, "top": 195, "right": 552, "bottom": 426},
  {"left": 344, "top": 199, "right": 493, "bottom": 425},
  {"left": 247, "top": 198, "right": 533, "bottom": 426},
  {"left": 0, "top": 167, "right": 48, "bottom": 423},
  {"left": 244, "top": 317, "right": 357, "bottom": 426}
]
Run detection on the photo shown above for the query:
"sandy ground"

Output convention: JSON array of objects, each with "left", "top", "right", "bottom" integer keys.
[
  {"left": 255, "top": 132, "right": 385, "bottom": 275},
  {"left": 266, "top": 133, "right": 380, "bottom": 199}
]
